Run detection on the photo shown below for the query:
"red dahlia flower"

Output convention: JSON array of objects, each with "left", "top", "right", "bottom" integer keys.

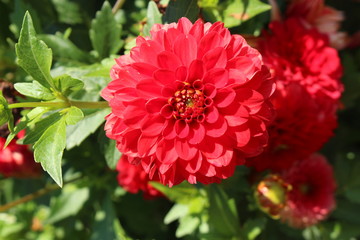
[
  {"left": 279, "top": 154, "right": 336, "bottom": 228},
  {"left": 247, "top": 84, "right": 338, "bottom": 171},
  {"left": 0, "top": 137, "right": 41, "bottom": 178},
  {"left": 116, "top": 155, "right": 162, "bottom": 199},
  {"left": 102, "top": 17, "right": 275, "bottom": 186},
  {"left": 258, "top": 18, "right": 343, "bottom": 102}
]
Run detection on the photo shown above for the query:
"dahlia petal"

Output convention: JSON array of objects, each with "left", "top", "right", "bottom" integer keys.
[
  {"left": 131, "top": 62, "right": 158, "bottom": 79},
  {"left": 224, "top": 105, "right": 249, "bottom": 127},
  {"left": 228, "top": 56, "right": 257, "bottom": 76},
  {"left": 137, "top": 134, "right": 158, "bottom": 157},
  {"left": 156, "top": 140, "right": 178, "bottom": 164},
  {"left": 203, "top": 47, "right": 227, "bottom": 70},
  {"left": 203, "top": 83, "right": 217, "bottom": 98},
  {"left": 189, "top": 19, "right": 204, "bottom": 42},
  {"left": 228, "top": 69, "right": 247, "bottom": 84},
  {"left": 153, "top": 69, "right": 176, "bottom": 86},
  {"left": 236, "top": 88, "right": 264, "bottom": 114},
  {"left": 136, "top": 79, "right": 162, "bottom": 97},
  {"left": 177, "top": 17, "right": 193, "bottom": 33},
  {"left": 157, "top": 51, "right": 182, "bottom": 70},
  {"left": 159, "top": 163, "right": 173, "bottom": 174},
  {"left": 207, "top": 149, "right": 233, "bottom": 167},
  {"left": 139, "top": 40, "right": 164, "bottom": 64},
  {"left": 188, "top": 60, "right": 204, "bottom": 82},
  {"left": 205, "top": 106, "right": 219, "bottom": 123},
  {"left": 199, "top": 159, "right": 217, "bottom": 177},
  {"left": 203, "top": 68, "right": 228, "bottom": 88},
  {"left": 214, "top": 88, "right": 236, "bottom": 108},
  {"left": 205, "top": 116, "right": 227, "bottom": 137},
  {"left": 234, "top": 127, "right": 251, "bottom": 147},
  {"left": 162, "top": 119, "right": 177, "bottom": 139},
  {"left": 160, "top": 104, "right": 174, "bottom": 119},
  {"left": 141, "top": 114, "right": 166, "bottom": 136},
  {"left": 175, "top": 139, "right": 198, "bottom": 160},
  {"left": 174, "top": 34, "right": 198, "bottom": 67},
  {"left": 145, "top": 98, "right": 168, "bottom": 114},
  {"left": 201, "top": 141, "right": 224, "bottom": 159},
  {"left": 188, "top": 122, "right": 206, "bottom": 144},
  {"left": 198, "top": 32, "right": 223, "bottom": 59},
  {"left": 175, "top": 66, "right": 188, "bottom": 82},
  {"left": 184, "top": 152, "right": 202, "bottom": 173},
  {"left": 175, "top": 120, "right": 190, "bottom": 138}
]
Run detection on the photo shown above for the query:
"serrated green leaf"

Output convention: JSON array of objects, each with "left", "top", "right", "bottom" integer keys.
[
  {"left": 66, "top": 109, "right": 109, "bottom": 149},
  {"left": 151, "top": 182, "right": 199, "bottom": 204},
  {"left": 14, "top": 81, "right": 55, "bottom": 100},
  {"left": 176, "top": 215, "right": 200, "bottom": 238},
  {"left": 15, "top": 11, "right": 54, "bottom": 89},
  {"left": 33, "top": 117, "right": 66, "bottom": 186},
  {"left": 0, "top": 92, "right": 11, "bottom": 127},
  {"left": 5, "top": 107, "right": 47, "bottom": 147},
  {"left": 45, "top": 186, "right": 89, "bottom": 224},
  {"left": 143, "top": 1, "right": 163, "bottom": 36},
  {"left": 51, "top": 0, "right": 83, "bottom": 24},
  {"left": 90, "top": 1, "right": 123, "bottom": 59},
  {"left": 39, "top": 34, "right": 92, "bottom": 63},
  {"left": 222, "top": 0, "right": 271, "bottom": 28},
  {"left": 63, "top": 106, "right": 84, "bottom": 125},
  {"left": 164, "top": 204, "right": 188, "bottom": 224},
  {"left": 53, "top": 74, "right": 84, "bottom": 97},
  {"left": 207, "top": 184, "right": 241, "bottom": 238},
  {"left": 163, "top": 0, "right": 200, "bottom": 23},
  {"left": 21, "top": 112, "right": 62, "bottom": 145}
]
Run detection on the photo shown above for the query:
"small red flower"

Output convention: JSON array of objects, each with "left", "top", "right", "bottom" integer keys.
[
  {"left": 247, "top": 84, "right": 338, "bottom": 171},
  {"left": 258, "top": 18, "right": 343, "bottom": 102},
  {"left": 0, "top": 136, "right": 41, "bottom": 178},
  {"left": 102, "top": 18, "right": 275, "bottom": 186},
  {"left": 279, "top": 154, "right": 336, "bottom": 228},
  {"left": 116, "top": 155, "right": 162, "bottom": 199}
]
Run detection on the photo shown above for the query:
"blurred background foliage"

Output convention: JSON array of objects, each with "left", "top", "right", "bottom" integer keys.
[{"left": 0, "top": 0, "right": 360, "bottom": 239}]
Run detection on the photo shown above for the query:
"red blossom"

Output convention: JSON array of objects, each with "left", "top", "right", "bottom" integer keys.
[
  {"left": 279, "top": 154, "right": 336, "bottom": 228},
  {"left": 102, "top": 17, "right": 275, "bottom": 186},
  {"left": 116, "top": 155, "right": 162, "bottom": 199},
  {"left": 0, "top": 136, "right": 41, "bottom": 178}
]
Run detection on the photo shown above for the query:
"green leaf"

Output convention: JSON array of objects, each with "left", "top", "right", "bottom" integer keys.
[
  {"left": 198, "top": 0, "right": 219, "bottom": 8},
  {"left": 21, "top": 112, "right": 63, "bottom": 145},
  {"left": 66, "top": 109, "right": 109, "bottom": 149},
  {"left": 243, "top": 217, "right": 266, "bottom": 240},
  {"left": 39, "top": 33, "right": 92, "bottom": 63},
  {"left": 143, "top": 1, "right": 163, "bottom": 36},
  {"left": 63, "top": 106, "right": 84, "bottom": 125},
  {"left": 33, "top": 117, "right": 66, "bottom": 186},
  {"left": 45, "top": 186, "right": 89, "bottom": 224},
  {"left": 164, "top": 204, "right": 188, "bottom": 224},
  {"left": 151, "top": 182, "right": 199, "bottom": 204},
  {"left": 222, "top": 0, "right": 271, "bottom": 28},
  {"left": 51, "top": 0, "right": 83, "bottom": 24},
  {"left": 163, "top": 0, "right": 200, "bottom": 23},
  {"left": 207, "top": 184, "right": 241, "bottom": 238},
  {"left": 15, "top": 11, "right": 54, "bottom": 89},
  {"left": 5, "top": 107, "right": 47, "bottom": 147},
  {"left": 53, "top": 74, "right": 84, "bottom": 97},
  {"left": 89, "top": 1, "right": 123, "bottom": 59},
  {"left": 176, "top": 215, "right": 200, "bottom": 238},
  {"left": 14, "top": 81, "right": 55, "bottom": 100},
  {"left": 0, "top": 92, "right": 11, "bottom": 127},
  {"left": 104, "top": 138, "right": 121, "bottom": 170}
]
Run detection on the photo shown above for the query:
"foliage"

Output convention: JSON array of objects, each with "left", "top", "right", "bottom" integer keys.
[{"left": 0, "top": 0, "right": 359, "bottom": 239}]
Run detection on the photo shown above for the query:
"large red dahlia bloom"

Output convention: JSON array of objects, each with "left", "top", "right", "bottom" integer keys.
[
  {"left": 247, "top": 83, "right": 338, "bottom": 171},
  {"left": 102, "top": 18, "right": 275, "bottom": 186},
  {"left": 280, "top": 154, "right": 336, "bottom": 228},
  {"left": 258, "top": 18, "right": 343, "bottom": 102},
  {"left": 116, "top": 155, "right": 162, "bottom": 199},
  {"left": 0, "top": 137, "right": 41, "bottom": 178}
]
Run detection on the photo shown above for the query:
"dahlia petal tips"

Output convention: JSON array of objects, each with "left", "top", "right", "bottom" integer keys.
[{"left": 102, "top": 17, "right": 275, "bottom": 186}]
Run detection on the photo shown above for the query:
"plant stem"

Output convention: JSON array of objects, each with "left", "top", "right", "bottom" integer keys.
[
  {"left": 8, "top": 101, "right": 109, "bottom": 110},
  {"left": 0, "top": 176, "right": 82, "bottom": 212},
  {"left": 112, "top": 0, "right": 126, "bottom": 14}
]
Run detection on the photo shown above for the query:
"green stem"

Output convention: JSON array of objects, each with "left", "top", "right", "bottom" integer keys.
[
  {"left": 8, "top": 101, "right": 109, "bottom": 110},
  {"left": 112, "top": 0, "right": 126, "bottom": 14}
]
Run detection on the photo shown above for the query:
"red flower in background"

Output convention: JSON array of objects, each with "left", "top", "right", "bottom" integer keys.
[
  {"left": 116, "top": 155, "right": 162, "bottom": 199},
  {"left": 248, "top": 18, "right": 342, "bottom": 172},
  {"left": 102, "top": 17, "right": 275, "bottom": 186},
  {"left": 258, "top": 18, "right": 343, "bottom": 102},
  {"left": 247, "top": 84, "right": 338, "bottom": 171},
  {"left": 279, "top": 154, "right": 336, "bottom": 228},
  {"left": 0, "top": 136, "right": 41, "bottom": 178}
]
